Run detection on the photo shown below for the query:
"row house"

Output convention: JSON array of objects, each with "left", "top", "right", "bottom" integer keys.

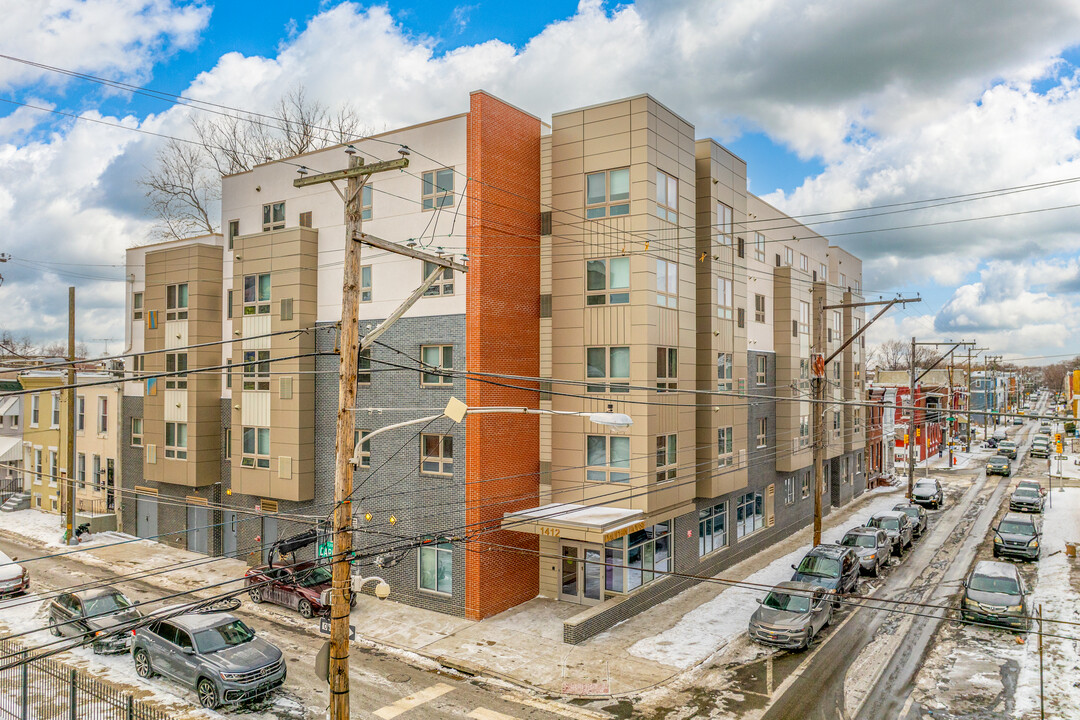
[{"left": 121, "top": 92, "right": 867, "bottom": 640}]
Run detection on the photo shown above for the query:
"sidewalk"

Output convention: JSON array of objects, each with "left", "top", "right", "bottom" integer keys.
[{"left": 0, "top": 490, "right": 908, "bottom": 697}]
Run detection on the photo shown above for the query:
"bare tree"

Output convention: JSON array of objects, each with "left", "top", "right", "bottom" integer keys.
[
  {"left": 0, "top": 330, "right": 35, "bottom": 359},
  {"left": 867, "top": 338, "right": 940, "bottom": 371},
  {"left": 139, "top": 85, "right": 365, "bottom": 243}
]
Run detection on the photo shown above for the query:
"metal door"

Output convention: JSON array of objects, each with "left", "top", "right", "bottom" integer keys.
[
  {"left": 222, "top": 510, "right": 238, "bottom": 557},
  {"left": 136, "top": 494, "right": 157, "bottom": 539},
  {"left": 559, "top": 543, "right": 603, "bottom": 605},
  {"left": 261, "top": 515, "right": 278, "bottom": 564},
  {"left": 186, "top": 506, "right": 208, "bottom": 554}
]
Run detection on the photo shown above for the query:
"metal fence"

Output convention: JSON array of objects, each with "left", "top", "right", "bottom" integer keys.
[{"left": 0, "top": 638, "right": 170, "bottom": 720}]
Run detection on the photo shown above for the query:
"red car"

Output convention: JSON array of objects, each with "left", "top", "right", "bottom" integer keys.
[{"left": 244, "top": 562, "right": 353, "bottom": 618}]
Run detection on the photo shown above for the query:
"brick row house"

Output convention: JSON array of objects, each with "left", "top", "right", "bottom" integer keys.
[{"left": 121, "top": 92, "right": 869, "bottom": 640}]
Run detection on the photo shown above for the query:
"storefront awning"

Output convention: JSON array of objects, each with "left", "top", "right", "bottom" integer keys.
[
  {"left": 502, "top": 503, "right": 645, "bottom": 544},
  {"left": 0, "top": 436, "right": 21, "bottom": 463},
  {"left": 0, "top": 396, "right": 18, "bottom": 417}
]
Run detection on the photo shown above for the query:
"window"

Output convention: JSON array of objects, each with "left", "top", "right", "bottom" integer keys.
[
  {"left": 51, "top": 394, "right": 60, "bottom": 428},
  {"left": 756, "top": 417, "right": 768, "bottom": 448},
  {"left": 655, "top": 434, "right": 677, "bottom": 483},
  {"left": 421, "top": 434, "right": 453, "bottom": 475},
  {"left": 262, "top": 201, "right": 285, "bottom": 231},
  {"left": 834, "top": 360, "right": 841, "bottom": 380},
  {"left": 854, "top": 409, "right": 861, "bottom": 430},
  {"left": 419, "top": 537, "right": 452, "bottom": 594},
  {"left": 840, "top": 273, "right": 847, "bottom": 288},
  {"left": 360, "top": 265, "right": 372, "bottom": 302},
  {"left": 698, "top": 503, "right": 727, "bottom": 556},
  {"left": 76, "top": 396, "right": 85, "bottom": 432},
  {"left": 132, "top": 292, "right": 143, "bottom": 320},
  {"left": 656, "top": 347, "right": 677, "bottom": 391},
  {"left": 353, "top": 430, "right": 371, "bottom": 468},
  {"left": 586, "top": 346, "right": 629, "bottom": 393},
  {"left": 756, "top": 355, "right": 767, "bottom": 386},
  {"left": 97, "top": 396, "right": 108, "bottom": 434},
  {"left": 736, "top": 491, "right": 764, "bottom": 538},
  {"left": 131, "top": 418, "right": 143, "bottom": 447},
  {"left": 360, "top": 185, "right": 373, "bottom": 220},
  {"left": 49, "top": 451, "right": 57, "bottom": 485},
  {"left": 717, "top": 426, "right": 734, "bottom": 466},
  {"left": 754, "top": 294, "right": 766, "bottom": 323},
  {"left": 299, "top": 210, "right": 312, "bottom": 228},
  {"left": 801, "top": 474, "right": 811, "bottom": 499},
  {"left": 785, "top": 477, "right": 796, "bottom": 505},
  {"left": 754, "top": 232, "right": 765, "bottom": 262},
  {"left": 30, "top": 395, "right": 39, "bottom": 426},
  {"left": 422, "top": 169, "right": 454, "bottom": 210},
  {"left": 165, "top": 352, "right": 188, "bottom": 390},
  {"left": 166, "top": 283, "right": 188, "bottom": 320},
  {"left": 656, "top": 258, "right": 678, "bottom": 307},
  {"left": 854, "top": 278, "right": 861, "bottom": 293},
  {"left": 422, "top": 261, "right": 455, "bottom": 296},
  {"left": 420, "top": 345, "right": 453, "bottom": 386},
  {"left": 832, "top": 311, "right": 842, "bottom": 341},
  {"left": 800, "top": 253, "right": 809, "bottom": 272},
  {"left": 164, "top": 422, "right": 188, "bottom": 460},
  {"left": 833, "top": 411, "right": 841, "bottom": 431},
  {"left": 228, "top": 219, "right": 239, "bottom": 249},
  {"left": 131, "top": 354, "right": 145, "bottom": 375},
  {"left": 737, "top": 237, "right": 745, "bottom": 259},
  {"left": 717, "top": 352, "right": 733, "bottom": 391},
  {"left": 819, "top": 263, "right": 828, "bottom": 282},
  {"left": 586, "top": 435, "right": 630, "bottom": 483},
  {"left": 718, "top": 203, "right": 733, "bottom": 244},
  {"left": 92, "top": 455, "right": 100, "bottom": 491},
  {"left": 737, "top": 307, "right": 745, "bottom": 329},
  {"left": 655, "top": 170, "right": 678, "bottom": 222},
  {"left": 718, "top": 277, "right": 733, "bottom": 319},
  {"left": 358, "top": 348, "right": 372, "bottom": 385},
  {"left": 800, "top": 414, "right": 810, "bottom": 448},
  {"left": 784, "top": 247, "right": 794, "bottom": 266},
  {"left": 798, "top": 301, "right": 810, "bottom": 335},
  {"left": 77, "top": 453, "right": 86, "bottom": 490},
  {"left": 226, "top": 289, "right": 234, "bottom": 319},
  {"left": 241, "top": 427, "right": 270, "bottom": 468},
  {"left": 33, "top": 449, "right": 42, "bottom": 482},
  {"left": 605, "top": 522, "right": 670, "bottom": 592},
  {"left": 586, "top": 257, "right": 630, "bottom": 305},
  {"left": 243, "top": 273, "right": 271, "bottom": 315},
  {"left": 242, "top": 350, "right": 270, "bottom": 390},
  {"left": 585, "top": 168, "right": 630, "bottom": 219}
]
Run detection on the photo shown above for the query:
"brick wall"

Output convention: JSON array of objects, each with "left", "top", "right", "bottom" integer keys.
[{"left": 463, "top": 91, "right": 542, "bottom": 620}]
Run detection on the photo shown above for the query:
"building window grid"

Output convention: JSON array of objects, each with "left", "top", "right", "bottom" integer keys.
[
  {"left": 799, "top": 301, "right": 810, "bottom": 335},
  {"left": 756, "top": 417, "right": 768, "bottom": 449},
  {"left": 736, "top": 491, "right": 764, "bottom": 539},
  {"left": 420, "top": 345, "right": 453, "bottom": 386},
  {"left": 585, "top": 168, "right": 630, "bottom": 219},
  {"left": 718, "top": 277, "right": 733, "bottom": 319},
  {"left": 421, "top": 434, "right": 453, "bottom": 475},
  {"left": 97, "top": 397, "right": 108, "bottom": 434},
  {"left": 360, "top": 185, "right": 372, "bottom": 220},
  {"left": 165, "top": 283, "right": 188, "bottom": 320},
  {"left": 353, "top": 430, "right": 371, "bottom": 468},
  {"left": 241, "top": 426, "right": 270, "bottom": 469},
  {"left": 422, "top": 169, "right": 454, "bottom": 211},
  {"left": 418, "top": 537, "right": 452, "bottom": 594},
  {"left": 655, "top": 170, "right": 678, "bottom": 223},
  {"left": 655, "top": 434, "right": 677, "bottom": 483},
  {"left": 756, "top": 355, "right": 767, "bottom": 386},
  {"left": 262, "top": 202, "right": 285, "bottom": 231},
  {"left": 132, "top": 292, "right": 143, "bottom": 320},
  {"left": 76, "top": 396, "right": 85, "bottom": 432},
  {"left": 51, "top": 394, "right": 60, "bottom": 428},
  {"left": 754, "top": 232, "right": 766, "bottom": 262},
  {"left": 30, "top": 395, "right": 39, "bottom": 427},
  {"left": 801, "top": 474, "right": 811, "bottom": 499},
  {"left": 586, "top": 257, "right": 630, "bottom": 306},
  {"left": 604, "top": 522, "right": 670, "bottom": 593},
  {"left": 785, "top": 477, "right": 796, "bottom": 505},
  {"left": 77, "top": 453, "right": 86, "bottom": 490},
  {"left": 785, "top": 247, "right": 794, "bottom": 266},
  {"left": 228, "top": 219, "right": 239, "bottom": 249},
  {"left": 49, "top": 451, "right": 57, "bottom": 486},
  {"left": 586, "top": 346, "right": 630, "bottom": 393},
  {"left": 422, "top": 261, "right": 455, "bottom": 297},
  {"left": 717, "top": 352, "right": 733, "bottom": 392},
  {"left": 242, "top": 350, "right": 270, "bottom": 391},
  {"left": 754, "top": 294, "right": 766, "bottom": 323},
  {"left": 243, "top": 273, "right": 271, "bottom": 315},
  {"left": 698, "top": 502, "right": 727, "bottom": 556},
  {"left": 358, "top": 348, "right": 372, "bottom": 385},
  {"left": 656, "top": 347, "right": 678, "bottom": 391},
  {"left": 586, "top": 435, "right": 630, "bottom": 483},
  {"left": 164, "top": 422, "right": 187, "bottom": 460},
  {"left": 91, "top": 455, "right": 100, "bottom": 491},
  {"left": 800, "top": 254, "right": 809, "bottom": 272},
  {"left": 717, "top": 203, "right": 733, "bottom": 245},
  {"left": 131, "top": 418, "right": 143, "bottom": 447},
  {"left": 360, "top": 265, "right": 372, "bottom": 303},
  {"left": 657, "top": 258, "right": 678, "bottom": 308},
  {"left": 718, "top": 426, "right": 734, "bottom": 466},
  {"left": 165, "top": 352, "right": 188, "bottom": 390}
]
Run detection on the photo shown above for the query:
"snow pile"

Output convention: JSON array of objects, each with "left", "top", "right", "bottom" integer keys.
[
  {"left": 0, "top": 509, "right": 120, "bottom": 549},
  {"left": 626, "top": 487, "right": 904, "bottom": 668},
  {"left": 1014, "top": 487, "right": 1080, "bottom": 718}
]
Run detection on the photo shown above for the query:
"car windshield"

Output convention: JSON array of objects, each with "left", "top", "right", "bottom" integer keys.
[
  {"left": 915, "top": 482, "right": 936, "bottom": 491},
  {"left": 192, "top": 620, "right": 255, "bottom": 653},
  {"left": 297, "top": 566, "right": 333, "bottom": 588},
  {"left": 989, "top": 458, "right": 1007, "bottom": 465},
  {"left": 1018, "top": 483, "right": 1041, "bottom": 492},
  {"left": 795, "top": 555, "right": 840, "bottom": 578},
  {"left": 842, "top": 534, "right": 877, "bottom": 549},
  {"left": 1014, "top": 488, "right": 1040, "bottom": 498},
  {"left": 998, "top": 521, "right": 1035, "bottom": 535},
  {"left": 82, "top": 593, "right": 133, "bottom": 618},
  {"left": 999, "top": 442, "right": 1016, "bottom": 449},
  {"left": 968, "top": 574, "right": 1020, "bottom": 595},
  {"left": 762, "top": 591, "right": 811, "bottom": 613},
  {"left": 870, "top": 517, "right": 899, "bottom": 531},
  {"left": 895, "top": 506, "right": 918, "bottom": 517}
]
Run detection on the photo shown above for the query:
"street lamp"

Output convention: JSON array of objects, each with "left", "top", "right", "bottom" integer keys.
[{"left": 351, "top": 574, "right": 391, "bottom": 600}]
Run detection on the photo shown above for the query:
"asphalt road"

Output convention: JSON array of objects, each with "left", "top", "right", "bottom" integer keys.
[{"left": 0, "top": 534, "right": 588, "bottom": 720}]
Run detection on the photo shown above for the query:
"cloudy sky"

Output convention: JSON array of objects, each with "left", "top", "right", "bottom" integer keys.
[{"left": 2, "top": 0, "right": 1080, "bottom": 363}]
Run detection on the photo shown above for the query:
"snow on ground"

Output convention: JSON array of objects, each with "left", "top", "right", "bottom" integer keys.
[
  {"left": 626, "top": 486, "right": 905, "bottom": 669},
  {"left": 1014, "top": 487, "right": 1080, "bottom": 718},
  {"left": 0, "top": 509, "right": 123, "bottom": 548}
]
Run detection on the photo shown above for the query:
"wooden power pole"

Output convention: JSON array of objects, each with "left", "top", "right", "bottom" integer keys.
[{"left": 64, "top": 286, "right": 76, "bottom": 545}]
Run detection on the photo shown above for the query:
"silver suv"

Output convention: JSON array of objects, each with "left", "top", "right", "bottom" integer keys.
[
  {"left": 838, "top": 526, "right": 891, "bottom": 576},
  {"left": 132, "top": 612, "right": 285, "bottom": 708}
]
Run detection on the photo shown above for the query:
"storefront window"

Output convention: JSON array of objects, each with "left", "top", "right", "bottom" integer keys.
[{"left": 605, "top": 522, "right": 671, "bottom": 593}]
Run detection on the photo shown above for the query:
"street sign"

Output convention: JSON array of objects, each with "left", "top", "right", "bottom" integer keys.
[
  {"left": 315, "top": 640, "right": 330, "bottom": 683},
  {"left": 319, "top": 616, "right": 355, "bottom": 640},
  {"left": 946, "top": 417, "right": 956, "bottom": 422},
  {"left": 317, "top": 540, "right": 334, "bottom": 559}
]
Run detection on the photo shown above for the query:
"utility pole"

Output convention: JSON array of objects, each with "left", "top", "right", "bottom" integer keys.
[
  {"left": 966, "top": 347, "right": 973, "bottom": 450},
  {"left": 906, "top": 340, "right": 974, "bottom": 496},
  {"left": 947, "top": 352, "right": 954, "bottom": 467},
  {"left": 812, "top": 295, "right": 918, "bottom": 545},
  {"left": 64, "top": 287, "right": 76, "bottom": 545}
]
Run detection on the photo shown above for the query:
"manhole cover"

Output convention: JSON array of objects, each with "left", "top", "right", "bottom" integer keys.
[{"left": 387, "top": 674, "right": 411, "bottom": 684}]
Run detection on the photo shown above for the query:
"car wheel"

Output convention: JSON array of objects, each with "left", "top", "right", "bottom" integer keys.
[
  {"left": 197, "top": 678, "right": 219, "bottom": 709},
  {"left": 298, "top": 599, "right": 314, "bottom": 619},
  {"left": 48, "top": 618, "right": 60, "bottom": 637},
  {"left": 134, "top": 649, "right": 153, "bottom": 679},
  {"left": 871, "top": 561, "right": 880, "bottom": 578},
  {"left": 802, "top": 627, "right": 816, "bottom": 651},
  {"left": 248, "top": 586, "right": 263, "bottom": 603},
  {"left": 993, "top": 548, "right": 1000, "bottom": 558}
]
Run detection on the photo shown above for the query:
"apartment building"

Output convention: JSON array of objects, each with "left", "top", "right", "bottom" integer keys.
[{"left": 122, "top": 91, "right": 867, "bottom": 637}]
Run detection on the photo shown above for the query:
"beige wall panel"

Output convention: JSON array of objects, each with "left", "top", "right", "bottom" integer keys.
[{"left": 582, "top": 101, "right": 630, "bottom": 124}]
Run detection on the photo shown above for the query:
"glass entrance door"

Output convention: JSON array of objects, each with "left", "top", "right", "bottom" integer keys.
[{"left": 560, "top": 543, "right": 603, "bottom": 605}]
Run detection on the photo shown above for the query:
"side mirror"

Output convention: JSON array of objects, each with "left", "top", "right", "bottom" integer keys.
[
  {"left": 182, "top": 647, "right": 195, "bottom": 655},
  {"left": 131, "top": 600, "right": 141, "bottom": 606},
  {"left": 756, "top": 597, "right": 763, "bottom": 604},
  {"left": 791, "top": 564, "right": 797, "bottom": 570}
]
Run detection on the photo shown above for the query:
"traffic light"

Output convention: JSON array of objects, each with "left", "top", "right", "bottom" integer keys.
[{"left": 916, "top": 428, "right": 921, "bottom": 439}]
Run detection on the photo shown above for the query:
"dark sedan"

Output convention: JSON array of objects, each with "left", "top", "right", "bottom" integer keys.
[
  {"left": 245, "top": 562, "right": 349, "bottom": 618},
  {"left": 1009, "top": 486, "right": 1044, "bottom": 513},
  {"left": 47, "top": 587, "right": 142, "bottom": 654},
  {"left": 993, "top": 513, "right": 1040, "bottom": 561},
  {"left": 892, "top": 502, "right": 928, "bottom": 537},
  {"left": 986, "top": 456, "right": 1011, "bottom": 476}
]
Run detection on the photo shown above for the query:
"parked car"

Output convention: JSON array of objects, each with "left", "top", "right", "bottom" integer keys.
[
  {"left": 748, "top": 581, "right": 832, "bottom": 651},
  {"left": 838, "top": 526, "right": 891, "bottom": 577},
  {"left": 0, "top": 550, "right": 28, "bottom": 599},
  {"left": 1012, "top": 418, "right": 1024, "bottom": 426},
  {"left": 993, "top": 513, "right": 1041, "bottom": 561},
  {"left": 986, "top": 455, "right": 1011, "bottom": 476},
  {"left": 47, "top": 587, "right": 141, "bottom": 654},
  {"left": 790, "top": 545, "right": 860, "bottom": 600},
  {"left": 1039, "top": 424, "right": 1053, "bottom": 435},
  {"left": 1030, "top": 439, "right": 1050, "bottom": 458},
  {"left": 911, "top": 479, "right": 944, "bottom": 509},
  {"left": 960, "top": 561, "right": 1030, "bottom": 631},
  {"left": 1017, "top": 480, "right": 1046, "bottom": 497},
  {"left": 892, "top": 502, "right": 928, "bottom": 537},
  {"left": 867, "top": 510, "right": 914, "bottom": 555},
  {"left": 132, "top": 612, "right": 286, "bottom": 709},
  {"left": 1009, "top": 486, "right": 1045, "bottom": 513},
  {"left": 245, "top": 561, "right": 348, "bottom": 618},
  {"left": 997, "top": 440, "right": 1018, "bottom": 459}
]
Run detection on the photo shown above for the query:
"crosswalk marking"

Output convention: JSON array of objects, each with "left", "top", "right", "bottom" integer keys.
[
  {"left": 372, "top": 683, "right": 454, "bottom": 719},
  {"left": 501, "top": 693, "right": 609, "bottom": 720},
  {"left": 469, "top": 709, "right": 519, "bottom": 720}
]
